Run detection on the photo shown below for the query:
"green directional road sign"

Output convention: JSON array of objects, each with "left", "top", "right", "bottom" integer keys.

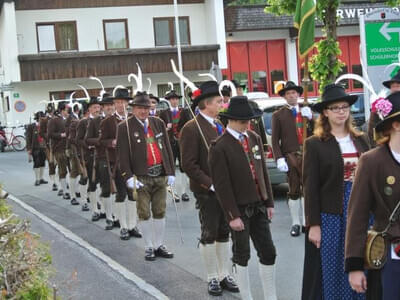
[{"left": 365, "top": 21, "right": 400, "bottom": 66}]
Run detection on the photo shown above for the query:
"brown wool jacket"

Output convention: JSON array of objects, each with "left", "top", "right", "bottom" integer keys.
[
  {"left": 116, "top": 116, "right": 175, "bottom": 181},
  {"left": 85, "top": 116, "right": 105, "bottom": 160},
  {"left": 209, "top": 130, "right": 274, "bottom": 221},
  {"left": 76, "top": 118, "right": 90, "bottom": 162},
  {"left": 271, "top": 105, "right": 313, "bottom": 159},
  {"left": 99, "top": 114, "right": 121, "bottom": 164},
  {"left": 303, "top": 134, "right": 370, "bottom": 227},
  {"left": 180, "top": 114, "right": 222, "bottom": 194},
  {"left": 39, "top": 116, "right": 50, "bottom": 144},
  {"left": 65, "top": 114, "right": 78, "bottom": 150},
  {"left": 345, "top": 144, "right": 400, "bottom": 272},
  {"left": 47, "top": 115, "right": 67, "bottom": 154},
  {"left": 26, "top": 123, "right": 43, "bottom": 151}
]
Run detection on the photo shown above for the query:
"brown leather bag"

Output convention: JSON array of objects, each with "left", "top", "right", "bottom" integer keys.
[{"left": 364, "top": 200, "right": 400, "bottom": 270}]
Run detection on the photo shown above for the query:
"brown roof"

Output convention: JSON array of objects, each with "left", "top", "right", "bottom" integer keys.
[{"left": 225, "top": 1, "right": 392, "bottom": 32}]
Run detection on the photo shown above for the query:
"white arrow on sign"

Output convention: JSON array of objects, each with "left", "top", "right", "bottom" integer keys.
[{"left": 380, "top": 22, "right": 400, "bottom": 41}]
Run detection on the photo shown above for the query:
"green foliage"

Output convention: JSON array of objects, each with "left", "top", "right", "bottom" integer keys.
[
  {"left": 309, "top": 38, "right": 345, "bottom": 94},
  {"left": 227, "top": 0, "right": 268, "bottom": 5},
  {"left": 0, "top": 187, "right": 55, "bottom": 300}
]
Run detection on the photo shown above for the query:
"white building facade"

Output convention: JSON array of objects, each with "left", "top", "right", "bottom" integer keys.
[{"left": 0, "top": 0, "right": 226, "bottom": 125}]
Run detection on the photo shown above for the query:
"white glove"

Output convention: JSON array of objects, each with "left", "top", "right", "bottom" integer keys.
[
  {"left": 167, "top": 176, "right": 175, "bottom": 186},
  {"left": 301, "top": 106, "right": 313, "bottom": 120},
  {"left": 277, "top": 157, "right": 289, "bottom": 172},
  {"left": 126, "top": 177, "right": 144, "bottom": 190},
  {"left": 209, "top": 184, "right": 215, "bottom": 192}
]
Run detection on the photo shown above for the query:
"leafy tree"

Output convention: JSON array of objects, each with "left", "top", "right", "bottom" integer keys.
[{"left": 265, "top": 0, "right": 400, "bottom": 93}]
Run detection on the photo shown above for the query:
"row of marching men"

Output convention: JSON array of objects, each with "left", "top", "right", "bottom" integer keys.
[{"left": 24, "top": 60, "right": 400, "bottom": 300}]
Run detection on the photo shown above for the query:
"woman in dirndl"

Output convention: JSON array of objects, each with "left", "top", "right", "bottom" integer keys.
[
  {"left": 301, "top": 84, "right": 370, "bottom": 300},
  {"left": 346, "top": 91, "right": 400, "bottom": 300}
]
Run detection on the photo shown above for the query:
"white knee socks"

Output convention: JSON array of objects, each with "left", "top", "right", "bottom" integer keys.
[
  {"left": 116, "top": 202, "right": 128, "bottom": 229},
  {"left": 34, "top": 168, "right": 40, "bottom": 182},
  {"left": 153, "top": 218, "right": 165, "bottom": 249},
  {"left": 69, "top": 176, "right": 77, "bottom": 198},
  {"left": 288, "top": 199, "right": 301, "bottom": 226},
  {"left": 104, "top": 197, "right": 113, "bottom": 221},
  {"left": 199, "top": 243, "right": 219, "bottom": 282},
  {"left": 139, "top": 219, "right": 154, "bottom": 249},
  {"left": 127, "top": 201, "right": 138, "bottom": 230},
  {"left": 258, "top": 263, "right": 277, "bottom": 300},
  {"left": 216, "top": 241, "right": 231, "bottom": 281},
  {"left": 235, "top": 265, "right": 253, "bottom": 300}
]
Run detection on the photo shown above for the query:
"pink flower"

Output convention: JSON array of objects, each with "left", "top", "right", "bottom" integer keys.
[{"left": 372, "top": 98, "right": 392, "bottom": 119}]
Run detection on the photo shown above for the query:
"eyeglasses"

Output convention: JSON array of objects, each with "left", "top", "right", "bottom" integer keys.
[{"left": 326, "top": 105, "right": 350, "bottom": 113}]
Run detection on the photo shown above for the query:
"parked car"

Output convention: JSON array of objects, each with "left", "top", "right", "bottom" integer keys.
[{"left": 349, "top": 93, "right": 366, "bottom": 130}]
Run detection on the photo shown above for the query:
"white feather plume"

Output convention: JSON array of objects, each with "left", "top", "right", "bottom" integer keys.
[
  {"left": 168, "top": 82, "right": 174, "bottom": 91},
  {"left": 199, "top": 73, "right": 217, "bottom": 82},
  {"left": 69, "top": 91, "right": 76, "bottom": 106},
  {"left": 113, "top": 85, "right": 127, "bottom": 97},
  {"left": 147, "top": 78, "right": 152, "bottom": 94},
  {"left": 219, "top": 80, "right": 237, "bottom": 98},
  {"left": 89, "top": 76, "right": 106, "bottom": 97},
  {"left": 335, "top": 74, "right": 377, "bottom": 98},
  {"left": 136, "top": 63, "right": 142, "bottom": 92},
  {"left": 77, "top": 85, "right": 90, "bottom": 101},
  {"left": 170, "top": 59, "right": 197, "bottom": 91},
  {"left": 274, "top": 80, "right": 286, "bottom": 94}
]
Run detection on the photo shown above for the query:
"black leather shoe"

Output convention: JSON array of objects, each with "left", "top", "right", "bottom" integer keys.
[
  {"left": 99, "top": 213, "right": 106, "bottom": 219},
  {"left": 129, "top": 227, "right": 142, "bottom": 238},
  {"left": 57, "top": 189, "right": 63, "bottom": 196},
  {"left": 75, "top": 192, "right": 80, "bottom": 198},
  {"left": 34, "top": 180, "right": 40, "bottom": 186},
  {"left": 145, "top": 248, "right": 156, "bottom": 261},
  {"left": 81, "top": 203, "right": 89, "bottom": 211},
  {"left": 52, "top": 184, "right": 58, "bottom": 191},
  {"left": 220, "top": 276, "right": 239, "bottom": 293},
  {"left": 290, "top": 225, "right": 301, "bottom": 237},
  {"left": 70, "top": 198, "right": 79, "bottom": 206},
  {"left": 155, "top": 245, "right": 173, "bottom": 258},
  {"left": 105, "top": 219, "right": 114, "bottom": 230},
  {"left": 39, "top": 179, "right": 48, "bottom": 184},
  {"left": 181, "top": 193, "right": 190, "bottom": 202},
  {"left": 113, "top": 220, "right": 120, "bottom": 228},
  {"left": 174, "top": 195, "right": 180, "bottom": 203},
  {"left": 91, "top": 212, "right": 101, "bottom": 222},
  {"left": 208, "top": 278, "right": 223, "bottom": 296},
  {"left": 87, "top": 197, "right": 90, "bottom": 203},
  {"left": 120, "top": 228, "right": 130, "bottom": 240},
  {"left": 63, "top": 193, "right": 71, "bottom": 200}
]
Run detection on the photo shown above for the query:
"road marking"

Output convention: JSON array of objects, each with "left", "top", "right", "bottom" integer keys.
[{"left": 6, "top": 192, "right": 169, "bottom": 300}]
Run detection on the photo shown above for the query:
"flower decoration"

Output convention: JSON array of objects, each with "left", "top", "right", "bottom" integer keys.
[
  {"left": 371, "top": 98, "right": 393, "bottom": 120},
  {"left": 193, "top": 89, "right": 202, "bottom": 98}
]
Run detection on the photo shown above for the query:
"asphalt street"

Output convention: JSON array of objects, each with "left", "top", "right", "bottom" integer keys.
[{"left": 0, "top": 151, "right": 305, "bottom": 300}]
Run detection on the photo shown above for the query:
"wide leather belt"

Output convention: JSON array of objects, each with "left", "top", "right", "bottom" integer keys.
[{"left": 148, "top": 164, "right": 163, "bottom": 177}]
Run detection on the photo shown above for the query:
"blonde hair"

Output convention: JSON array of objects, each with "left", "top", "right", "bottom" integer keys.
[{"left": 313, "top": 112, "right": 362, "bottom": 141}]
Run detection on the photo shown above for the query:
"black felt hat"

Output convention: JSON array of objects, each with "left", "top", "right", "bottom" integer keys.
[
  {"left": 382, "top": 70, "right": 400, "bottom": 89},
  {"left": 192, "top": 81, "right": 220, "bottom": 108},
  {"left": 99, "top": 93, "right": 113, "bottom": 105},
  {"left": 87, "top": 96, "right": 100, "bottom": 107},
  {"left": 278, "top": 81, "right": 303, "bottom": 97},
  {"left": 375, "top": 91, "right": 400, "bottom": 132},
  {"left": 165, "top": 90, "right": 182, "bottom": 100},
  {"left": 313, "top": 84, "right": 358, "bottom": 113},
  {"left": 129, "top": 92, "right": 151, "bottom": 108},
  {"left": 219, "top": 96, "right": 263, "bottom": 120},
  {"left": 149, "top": 93, "right": 160, "bottom": 103},
  {"left": 112, "top": 88, "right": 133, "bottom": 101}
]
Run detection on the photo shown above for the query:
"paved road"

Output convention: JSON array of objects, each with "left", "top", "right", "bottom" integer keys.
[{"left": 0, "top": 151, "right": 305, "bottom": 300}]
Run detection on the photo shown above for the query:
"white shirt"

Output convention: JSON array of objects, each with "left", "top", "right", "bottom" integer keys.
[
  {"left": 73, "top": 112, "right": 79, "bottom": 119},
  {"left": 286, "top": 104, "right": 299, "bottom": 113},
  {"left": 392, "top": 149, "right": 400, "bottom": 164},
  {"left": 89, "top": 114, "right": 95, "bottom": 119},
  {"left": 135, "top": 117, "right": 148, "bottom": 129},
  {"left": 199, "top": 112, "right": 216, "bottom": 127},
  {"left": 115, "top": 111, "right": 125, "bottom": 120},
  {"left": 335, "top": 134, "right": 357, "bottom": 154},
  {"left": 226, "top": 127, "right": 248, "bottom": 141}
]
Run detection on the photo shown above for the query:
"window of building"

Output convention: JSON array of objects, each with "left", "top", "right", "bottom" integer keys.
[
  {"left": 103, "top": 19, "right": 129, "bottom": 50},
  {"left": 252, "top": 71, "right": 267, "bottom": 92},
  {"left": 338, "top": 66, "right": 349, "bottom": 89},
  {"left": 36, "top": 22, "right": 78, "bottom": 52},
  {"left": 233, "top": 72, "right": 248, "bottom": 92},
  {"left": 351, "top": 64, "right": 363, "bottom": 89},
  {"left": 154, "top": 17, "right": 190, "bottom": 47},
  {"left": 270, "top": 70, "right": 285, "bottom": 94}
]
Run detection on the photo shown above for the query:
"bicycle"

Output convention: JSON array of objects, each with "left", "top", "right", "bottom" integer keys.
[{"left": 0, "top": 125, "right": 26, "bottom": 152}]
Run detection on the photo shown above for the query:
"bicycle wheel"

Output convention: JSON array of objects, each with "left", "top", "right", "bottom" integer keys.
[{"left": 11, "top": 135, "right": 26, "bottom": 151}]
